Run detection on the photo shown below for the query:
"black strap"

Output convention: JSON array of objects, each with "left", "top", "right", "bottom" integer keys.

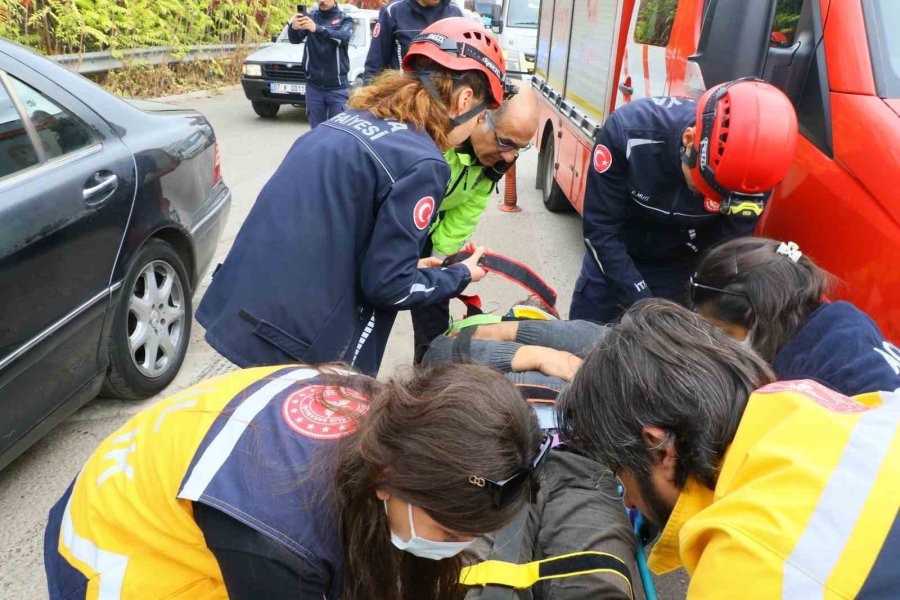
[
  {"left": 442, "top": 252, "right": 559, "bottom": 317},
  {"left": 515, "top": 384, "right": 560, "bottom": 402},
  {"left": 413, "top": 70, "right": 488, "bottom": 127}
]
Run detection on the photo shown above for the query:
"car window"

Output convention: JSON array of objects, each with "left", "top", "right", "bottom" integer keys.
[
  {"left": 634, "top": 0, "right": 677, "bottom": 47},
  {"left": 8, "top": 76, "right": 94, "bottom": 161},
  {"left": 351, "top": 18, "right": 366, "bottom": 47},
  {"left": 863, "top": 0, "right": 900, "bottom": 98},
  {"left": 0, "top": 81, "right": 40, "bottom": 179},
  {"left": 770, "top": 0, "right": 802, "bottom": 48}
]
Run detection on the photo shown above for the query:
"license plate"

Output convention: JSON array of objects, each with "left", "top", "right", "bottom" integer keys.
[{"left": 270, "top": 83, "right": 306, "bottom": 95}]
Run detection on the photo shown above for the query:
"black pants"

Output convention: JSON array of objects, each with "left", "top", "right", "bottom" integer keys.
[
  {"left": 411, "top": 299, "right": 451, "bottom": 364},
  {"left": 411, "top": 235, "right": 452, "bottom": 363}
]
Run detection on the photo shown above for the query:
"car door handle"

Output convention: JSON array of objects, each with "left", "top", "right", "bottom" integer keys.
[
  {"left": 83, "top": 172, "right": 118, "bottom": 203},
  {"left": 619, "top": 83, "right": 634, "bottom": 95}
]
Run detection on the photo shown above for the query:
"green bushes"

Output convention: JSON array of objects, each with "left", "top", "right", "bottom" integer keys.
[{"left": 0, "top": 0, "right": 294, "bottom": 56}]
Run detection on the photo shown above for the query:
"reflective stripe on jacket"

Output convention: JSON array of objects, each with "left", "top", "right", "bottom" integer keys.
[
  {"left": 649, "top": 380, "right": 900, "bottom": 598},
  {"left": 195, "top": 109, "right": 469, "bottom": 374},
  {"left": 44, "top": 367, "right": 363, "bottom": 600},
  {"left": 582, "top": 97, "right": 761, "bottom": 303}
]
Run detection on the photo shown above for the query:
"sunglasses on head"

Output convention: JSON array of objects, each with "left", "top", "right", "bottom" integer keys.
[
  {"left": 485, "top": 111, "right": 533, "bottom": 153},
  {"left": 688, "top": 275, "right": 749, "bottom": 310},
  {"left": 469, "top": 434, "right": 552, "bottom": 508}
]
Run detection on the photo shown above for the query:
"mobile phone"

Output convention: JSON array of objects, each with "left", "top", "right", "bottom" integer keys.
[{"left": 297, "top": 4, "right": 307, "bottom": 14}]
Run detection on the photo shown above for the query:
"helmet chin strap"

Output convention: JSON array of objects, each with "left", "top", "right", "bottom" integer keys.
[{"left": 414, "top": 70, "right": 487, "bottom": 127}]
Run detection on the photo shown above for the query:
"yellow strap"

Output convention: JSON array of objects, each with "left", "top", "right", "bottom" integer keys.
[
  {"left": 460, "top": 551, "right": 633, "bottom": 598},
  {"left": 726, "top": 200, "right": 764, "bottom": 217},
  {"left": 460, "top": 559, "right": 541, "bottom": 589}
]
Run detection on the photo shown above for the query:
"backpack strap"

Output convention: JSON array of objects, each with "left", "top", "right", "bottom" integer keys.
[
  {"left": 461, "top": 551, "right": 634, "bottom": 598},
  {"left": 442, "top": 252, "right": 559, "bottom": 318}
]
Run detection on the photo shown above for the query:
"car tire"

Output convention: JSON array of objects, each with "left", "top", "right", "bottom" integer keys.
[
  {"left": 101, "top": 239, "right": 192, "bottom": 400},
  {"left": 252, "top": 101, "right": 280, "bottom": 118},
  {"left": 539, "top": 134, "right": 573, "bottom": 213}
]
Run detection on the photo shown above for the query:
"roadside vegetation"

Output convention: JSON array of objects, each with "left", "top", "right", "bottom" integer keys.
[{"left": 0, "top": 0, "right": 291, "bottom": 97}]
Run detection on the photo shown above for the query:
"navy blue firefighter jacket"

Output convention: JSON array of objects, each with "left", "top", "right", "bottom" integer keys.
[
  {"left": 583, "top": 96, "right": 762, "bottom": 305},
  {"left": 196, "top": 109, "right": 471, "bottom": 374},
  {"left": 288, "top": 6, "right": 355, "bottom": 90},
  {"left": 772, "top": 301, "right": 900, "bottom": 396},
  {"left": 363, "top": 0, "right": 462, "bottom": 79}
]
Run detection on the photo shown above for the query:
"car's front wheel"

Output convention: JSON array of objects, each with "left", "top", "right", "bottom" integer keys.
[
  {"left": 102, "top": 239, "right": 192, "bottom": 400},
  {"left": 252, "top": 101, "right": 280, "bottom": 118}
]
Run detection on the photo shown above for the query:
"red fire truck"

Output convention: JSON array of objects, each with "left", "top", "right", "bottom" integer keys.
[{"left": 533, "top": 0, "right": 899, "bottom": 340}]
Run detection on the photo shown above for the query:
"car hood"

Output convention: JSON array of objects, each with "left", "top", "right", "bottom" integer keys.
[
  {"left": 246, "top": 42, "right": 306, "bottom": 64},
  {"left": 125, "top": 98, "right": 193, "bottom": 113}
]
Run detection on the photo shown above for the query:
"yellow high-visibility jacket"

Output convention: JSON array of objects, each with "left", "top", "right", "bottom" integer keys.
[
  {"left": 649, "top": 379, "right": 900, "bottom": 598},
  {"left": 45, "top": 366, "right": 360, "bottom": 600}
]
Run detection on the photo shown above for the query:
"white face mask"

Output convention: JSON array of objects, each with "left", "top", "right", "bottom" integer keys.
[{"left": 385, "top": 501, "right": 474, "bottom": 560}]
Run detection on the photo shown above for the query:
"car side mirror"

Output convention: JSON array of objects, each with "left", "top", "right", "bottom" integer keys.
[
  {"left": 491, "top": 4, "right": 503, "bottom": 33},
  {"left": 690, "top": 0, "right": 770, "bottom": 88}
]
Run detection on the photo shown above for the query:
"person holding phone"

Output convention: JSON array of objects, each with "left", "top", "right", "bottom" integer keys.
[
  {"left": 288, "top": 0, "right": 355, "bottom": 127},
  {"left": 197, "top": 19, "right": 512, "bottom": 375},
  {"left": 411, "top": 84, "right": 539, "bottom": 362}
]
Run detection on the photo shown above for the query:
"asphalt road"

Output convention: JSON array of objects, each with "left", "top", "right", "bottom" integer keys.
[{"left": 0, "top": 87, "right": 688, "bottom": 599}]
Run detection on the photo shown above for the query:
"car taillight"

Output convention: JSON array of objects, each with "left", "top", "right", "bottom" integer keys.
[{"left": 213, "top": 142, "right": 222, "bottom": 184}]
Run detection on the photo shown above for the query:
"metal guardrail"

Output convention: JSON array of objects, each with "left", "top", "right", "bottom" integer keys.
[{"left": 50, "top": 43, "right": 271, "bottom": 74}]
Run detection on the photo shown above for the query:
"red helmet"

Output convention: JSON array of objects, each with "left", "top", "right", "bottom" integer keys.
[
  {"left": 402, "top": 17, "right": 508, "bottom": 110},
  {"left": 687, "top": 78, "right": 798, "bottom": 216}
]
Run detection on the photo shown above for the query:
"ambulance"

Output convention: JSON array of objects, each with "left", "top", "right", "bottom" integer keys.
[{"left": 533, "top": 0, "right": 900, "bottom": 339}]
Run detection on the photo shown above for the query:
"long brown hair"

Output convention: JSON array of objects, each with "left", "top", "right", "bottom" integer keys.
[
  {"left": 349, "top": 58, "right": 488, "bottom": 150},
  {"left": 692, "top": 236, "right": 831, "bottom": 361},
  {"left": 331, "top": 363, "right": 540, "bottom": 600}
]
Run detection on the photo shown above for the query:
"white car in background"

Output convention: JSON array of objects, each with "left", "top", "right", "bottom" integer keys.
[{"left": 240, "top": 6, "right": 378, "bottom": 118}]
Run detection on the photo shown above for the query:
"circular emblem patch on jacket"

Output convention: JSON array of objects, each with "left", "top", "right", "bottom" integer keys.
[
  {"left": 282, "top": 385, "right": 368, "bottom": 440},
  {"left": 593, "top": 144, "right": 613, "bottom": 173},
  {"left": 331, "top": 17, "right": 340, "bottom": 24},
  {"left": 372, "top": 22, "right": 381, "bottom": 38},
  {"left": 413, "top": 196, "right": 435, "bottom": 230}
]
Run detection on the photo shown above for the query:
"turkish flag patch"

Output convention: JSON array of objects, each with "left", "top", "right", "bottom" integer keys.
[
  {"left": 413, "top": 196, "right": 435, "bottom": 230},
  {"left": 373, "top": 22, "right": 381, "bottom": 38},
  {"left": 282, "top": 385, "right": 368, "bottom": 440},
  {"left": 593, "top": 144, "right": 613, "bottom": 173}
]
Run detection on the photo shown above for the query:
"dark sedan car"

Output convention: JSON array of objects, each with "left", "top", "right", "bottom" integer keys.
[{"left": 0, "top": 39, "right": 231, "bottom": 470}]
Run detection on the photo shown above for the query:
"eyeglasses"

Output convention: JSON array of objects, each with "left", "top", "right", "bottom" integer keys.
[
  {"left": 485, "top": 111, "right": 533, "bottom": 153},
  {"left": 469, "top": 435, "right": 553, "bottom": 508},
  {"left": 688, "top": 275, "right": 749, "bottom": 310}
]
